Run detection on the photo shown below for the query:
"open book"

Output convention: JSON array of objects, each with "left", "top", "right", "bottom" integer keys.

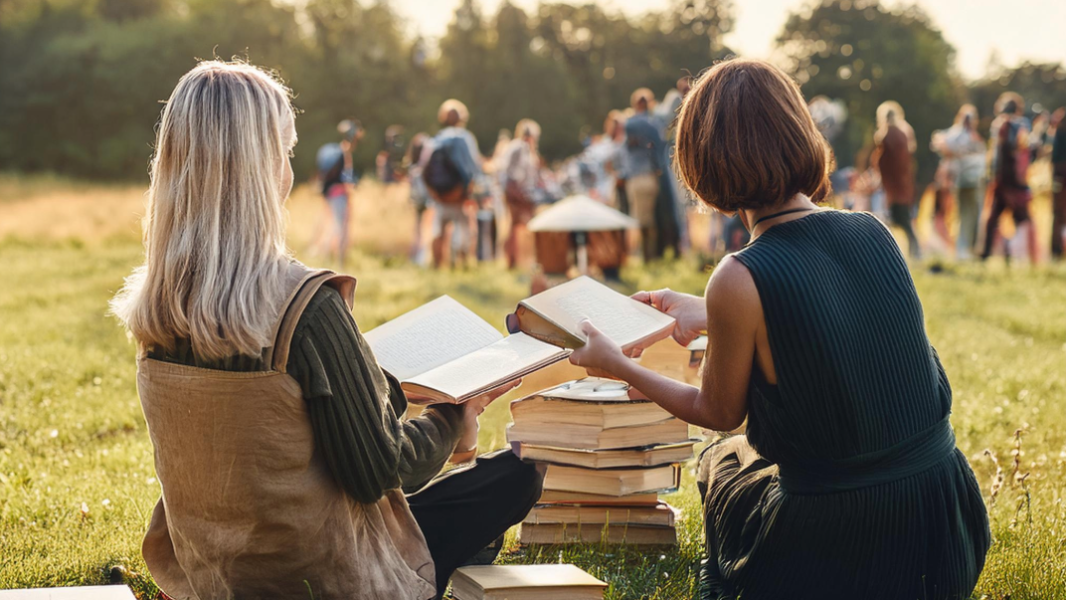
[
  {"left": 507, "top": 276, "right": 675, "bottom": 351},
  {"left": 363, "top": 296, "right": 569, "bottom": 404}
]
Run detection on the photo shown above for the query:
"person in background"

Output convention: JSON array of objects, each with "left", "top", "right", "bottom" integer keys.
[
  {"left": 655, "top": 76, "right": 694, "bottom": 255},
  {"left": 422, "top": 99, "right": 485, "bottom": 268},
  {"left": 928, "top": 160, "right": 955, "bottom": 253},
  {"left": 113, "top": 61, "right": 543, "bottom": 600},
  {"left": 567, "top": 58, "right": 988, "bottom": 600},
  {"left": 405, "top": 132, "right": 431, "bottom": 266},
  {"left": 605, "top": 110, "right": 629, "bottom": 213},
  {"left": 623, "top": 88, "right": 666, "bottom": 261},
  {"left": 491, "top": 128, "right": 513, "bottom": 178},
  {"left": 1051, "top": 107, "right": 1066, "bottom": 260},
  {"left": 377, "top": 125, "right": 406, "bottom": 184},
  {"left": 314, "top": 119, "right": 363, "bottom": 267},
  {"left": 933, "top": 105, "right": 986, "bottom": 259},
  {"left": 581, "top": 112, "right": 626, "bottom": 204},
  {"left": 873, "top": 100, "right": 920, "bottom": 259},
  {"left": 502, "top": 119, "right": 541, "bottom": 270},
  {"left": 1029, "top": 110, "right": 1051, "bottom": 164},
  {"left": 982, "top": 92, "right": 1037, "bottom": 263}
]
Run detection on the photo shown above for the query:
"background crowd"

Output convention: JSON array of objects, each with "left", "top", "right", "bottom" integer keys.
[
  {"left": 309, "top": 86, "right": 1066, "bottom": 272},
  {"left": 5, "top": 0, "right": 1065, "bottom": 268}
]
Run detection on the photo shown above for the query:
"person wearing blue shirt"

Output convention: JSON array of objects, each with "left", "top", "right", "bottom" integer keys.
[
  {"left": 623, "top": 89, "right": 666, "bottom": 261},
  {"left": 315, "top": 119, "right": 362, "bottom": 267}
]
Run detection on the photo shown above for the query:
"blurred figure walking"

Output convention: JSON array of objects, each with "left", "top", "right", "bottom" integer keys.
[
  {"left": 982, "top": 92, "right": 1037, "bottom": 263},
  {"left": 422, "top": 99, "right": 484, "bottom": 268},
  {"left": 376, "top": 125, "right": 405, "bottom": 184},
  {"left": 1051, "top": 107, "right": 1066, "bottom": 260},
  {"left": 314, "top": 119, "right": 362, "bottom": 267},
  {"left": 623, "top": 88, "right": 666, "bottom": 261},
  {"left": 405, "top": 132, "right": 431, "bottom": 266},
  {"left": 873, "top": 101, "right": 919, "bottom": 259},
  {"left": 933, "top": 105, "right": 986, "bottom": 259},
  {"left": 581, "top": 111, "right": 626, "bottom": 205},
  {"left": 502, "top": 119, "right": 541, "bottom": 270}
]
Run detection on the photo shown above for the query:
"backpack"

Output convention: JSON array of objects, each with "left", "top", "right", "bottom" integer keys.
[
  {"left": 316, "top": 143, "right": 346, "bottom": 195},
  {"left": 423, "top": 145, "right": 468, "bottom": 204}
]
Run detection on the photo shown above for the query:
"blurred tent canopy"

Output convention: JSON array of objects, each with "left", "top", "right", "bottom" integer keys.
[
  {"left": 1, "top": 0, "right": 1064, "bottom": 183},
  {"left": 528, "top": 194, "right": 639, "bottom": 232}
]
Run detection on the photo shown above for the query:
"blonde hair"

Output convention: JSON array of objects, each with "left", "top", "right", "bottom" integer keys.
[
  {"left": 438, "top": 99, "right": 470, "bottom": 126},
  {"left": 876, "top": 100, "right": 905, "bottom": 129},
  {"left": 954, "top": 104, "right": 978, "bottom": 128},
  {"left": 111, "top": 60, "right": 296, "bottom": 361},
  {"left": 515, "top": 118, "right": 541, "bottom": 140},
  {"left": 630, "top": 87, "right": 655, "bottom": 110}
]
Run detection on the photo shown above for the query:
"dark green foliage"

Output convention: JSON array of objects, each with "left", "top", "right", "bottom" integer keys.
[
  {"left": 0, "top": 0, "right": 732, "bottom": 180},
  {"left": 970, "top": 61, "right": 1066, "bottom": 127},
  {"left": 3, "top": 0, "right": 1061, "bottom": 186},
  {"left": 777, "top": 0, "right": 964, "bottom": 184}
]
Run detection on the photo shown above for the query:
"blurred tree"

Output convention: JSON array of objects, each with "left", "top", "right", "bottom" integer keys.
[
  {"left": 294, "top": 0, "right": 421, "bottom": 175},
  {"left": 777, "top": 0, "right": 964, "bottom": 184},
  {"left": 97, "top": 0, "right": 169, "bottom": 22},
  {"left": 969, "top": 61, "right": 1066, "bottom": 127},
  {"left": 480, "top": 2, "right": 579, "bottom": 160},
  {"left": 4, "top": 0, "right": 1050, "bottom": 186},
  {"left": 434, "top": 0, "right": 494, "bottom": 155}
]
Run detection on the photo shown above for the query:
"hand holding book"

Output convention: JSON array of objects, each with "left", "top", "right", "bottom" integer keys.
[
  {"left": 366, "top": 277, "right": 676, "bottom": 404},
  {"left": 568, "top": 320, "right": 628, "bottom": 376},
  {"left": 448, "top": 379, "right": 522, "bottom": 463},
  {"left": 630, "top": 288, "right": 707, "bottom": 347}
]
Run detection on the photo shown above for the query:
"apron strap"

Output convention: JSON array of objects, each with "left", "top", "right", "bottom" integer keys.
[{"left": 265, "top": 270, "right": 357, "bottom": 373}]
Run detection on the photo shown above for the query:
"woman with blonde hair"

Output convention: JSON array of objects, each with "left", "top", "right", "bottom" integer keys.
[
  {"left": 113, "top": 61, "right": 541, "bottom": 600},
  {"left": 568, "top": 59, "right": 988, "bottom": 599}
]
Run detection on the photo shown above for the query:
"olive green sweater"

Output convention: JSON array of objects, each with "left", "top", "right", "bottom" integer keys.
[{"left": 149, "top": 286, "right": 464, "bottom": 503}]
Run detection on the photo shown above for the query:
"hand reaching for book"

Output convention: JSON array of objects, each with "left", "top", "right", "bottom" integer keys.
[{"left": 631, "top": 288, "right": 706, "bottom": 347}]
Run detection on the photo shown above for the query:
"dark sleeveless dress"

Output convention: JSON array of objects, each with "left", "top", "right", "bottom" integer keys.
[{"left": 696, "top": 210, "right": 989, "bottom": 600}]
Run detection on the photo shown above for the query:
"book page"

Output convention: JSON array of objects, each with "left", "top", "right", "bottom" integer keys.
[
  {"left": 538, "top": 377, "right": 631, "bottom": 401},
  {"left": 521, "top": 276, "right": 675, "bottom": 349},
  {"left": 363, "top": 296, "right": 502, "bottom": 381},
  {"left": 406, "top": 333, "right": 567, "bottom": 400}
]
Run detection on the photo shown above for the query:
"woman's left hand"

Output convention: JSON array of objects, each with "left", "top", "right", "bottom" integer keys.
[{"left": 569, "top": 320, "right": 626, "bottom": 376}]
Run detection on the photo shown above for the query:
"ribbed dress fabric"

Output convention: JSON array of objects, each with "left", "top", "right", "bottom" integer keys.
[{"left": 698, "top": 210, "right": 989, "bottom": 600}]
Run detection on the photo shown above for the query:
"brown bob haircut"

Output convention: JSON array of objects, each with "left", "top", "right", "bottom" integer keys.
[{"left": 675, "top": 58, "right": 833, "bottom": 213}]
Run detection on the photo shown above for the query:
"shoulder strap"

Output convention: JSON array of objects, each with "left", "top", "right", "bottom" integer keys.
[{"left": 266, "top": 270, "right": 358, "bottom": 373}]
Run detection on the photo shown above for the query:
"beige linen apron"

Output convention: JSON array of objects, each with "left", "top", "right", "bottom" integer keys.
[{"left": 137, "top": 263, "right": 437, "bottom": 600}]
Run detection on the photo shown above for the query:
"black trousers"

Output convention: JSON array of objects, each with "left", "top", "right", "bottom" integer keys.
[
  {"left": 981, "top": 185, "right": 1032, "bottom": 259},
  {"left": 889, "top": 204, "right": 920, "bottom": 259},
  {"left": 408, "top": 449, "right": 544, "bottom": 597}
]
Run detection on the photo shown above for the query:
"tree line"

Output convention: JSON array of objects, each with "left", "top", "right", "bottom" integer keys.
[{"left": 1, "top": 0, "right": 1064, "bottom": 183}]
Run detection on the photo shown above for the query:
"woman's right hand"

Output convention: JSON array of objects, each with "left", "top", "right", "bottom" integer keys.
[
  {"left": 632, "top": 288, "right": 706, "bottom": 347},
  {"left": 451, "top": 379, "right": 522, "bottom": 463}
]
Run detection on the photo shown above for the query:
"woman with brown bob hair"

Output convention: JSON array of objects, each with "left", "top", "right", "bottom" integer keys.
[{"left": 569, "top": 59, "right": 989, "bottom": 599}]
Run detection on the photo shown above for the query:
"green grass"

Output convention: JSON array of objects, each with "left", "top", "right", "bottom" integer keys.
[{"left": 1, "top": 209, "right": 1065, "bottom": 598}]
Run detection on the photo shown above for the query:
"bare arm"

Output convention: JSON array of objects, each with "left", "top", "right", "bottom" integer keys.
[{"left": 569, "top": 257, "right": 761, "bottom": 432}]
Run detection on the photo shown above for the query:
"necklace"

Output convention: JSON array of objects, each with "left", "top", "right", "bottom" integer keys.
[{"left": 752, "top": 207, "right": 815, "bottom": 228}]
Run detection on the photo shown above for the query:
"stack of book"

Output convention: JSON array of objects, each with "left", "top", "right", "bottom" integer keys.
[{"left": 507, "top": 378, "right": 696, "bottom": 546}]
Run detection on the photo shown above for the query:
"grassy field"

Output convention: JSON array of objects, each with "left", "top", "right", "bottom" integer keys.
[{"left": 1, "top": 175, "right": 1064, "bottom": 599}]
